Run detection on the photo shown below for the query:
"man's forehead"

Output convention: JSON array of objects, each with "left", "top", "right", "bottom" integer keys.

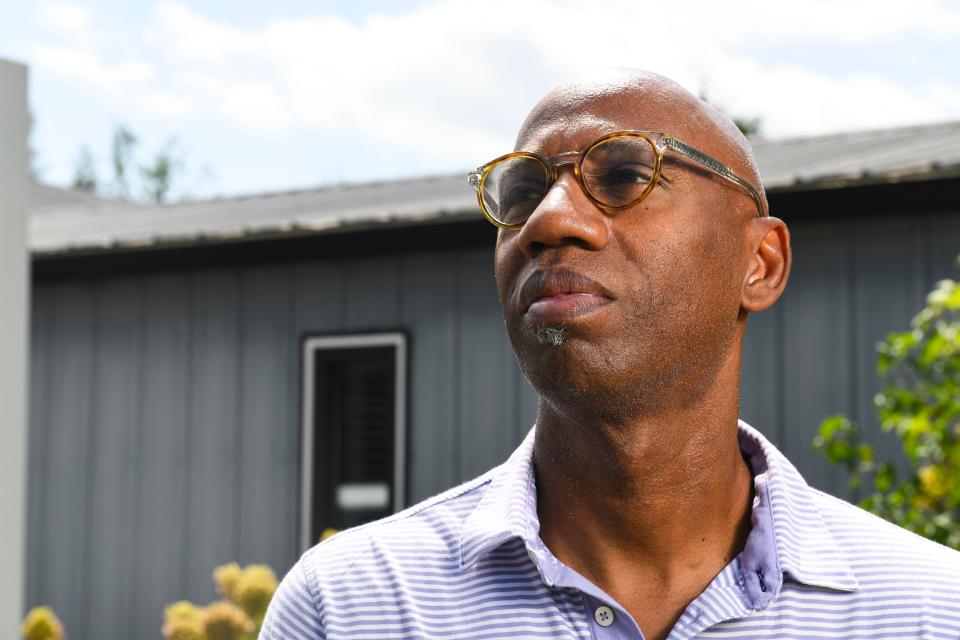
[
  {"left": 515, "top": 113, "right": 620, "bottom": 153},
  {"left": 515, "top": 111, "right": 678, "bottom": 156},
  {"left": 515, "top": 86, "right": 706, "bottom": 155},
  {"left": 513, "top": 70, "right": 761, "bottom": 187}
]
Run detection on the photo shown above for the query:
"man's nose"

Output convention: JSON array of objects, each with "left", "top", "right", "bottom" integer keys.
[{"left": 515, "top": 173, "right": 609, "bottom": 259}]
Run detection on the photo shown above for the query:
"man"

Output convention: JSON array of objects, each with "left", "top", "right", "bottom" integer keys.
[{"left": 261, "top": 70, "right": 960, "bottom": 639}]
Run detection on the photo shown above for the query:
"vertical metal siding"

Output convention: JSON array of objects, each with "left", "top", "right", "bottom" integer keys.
[
  {"left": 38, "top": 284, "right": 96, "bottom": 636},
  {"left": 237, "top": 266, "right": 297, "bottom": 570},
  {"left": 777, "top": 219, "right": 855, "bottom": 496},
  {"left": 924, "top": 212, "right": 960, "bottom": 281},
  {"left": 26, "top": 288, "right": 47, "bottom": 611},
  {"left": 183, "top": 270, "right": 242, "bottom": 603},
  {"left": 86, "top": 279, "right": 141, "bottom": 634},
  {"left": 740, "top": 298, "right": 782, "bottom": 443},
  {"left": 136, "top": 275, "right": 191, "bottom": 624},
  {"left": 26, "top": 212, "right": 960, "bottom": 639},
  {"left": 399, "top": 253, "right": 460, "bottom": 501},
  {"left": 456, "top": 250, "right": 523, "bottom": 480},
  {"left": 345, "top": 256, "right": 401, "bottom": 328},
  {"left": 850, "top": 216, "right": 927, "bottom": 467}
]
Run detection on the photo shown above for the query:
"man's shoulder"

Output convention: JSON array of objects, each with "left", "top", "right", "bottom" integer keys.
[
  {"left": 301, "top": 468, "right": 495, "bottom": 582},
  {"left": 809, "top": 487, "right": 960, "bottom": 581},
  {"left": 260, "top": 471, "right": 499, "bottom": 638}
]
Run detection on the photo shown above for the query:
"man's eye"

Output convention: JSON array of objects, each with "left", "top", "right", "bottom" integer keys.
[
  {"left": 594, "top": 163, "right": 653, "bottom": 187},
  {"left": 583, "top": 161, "right": 658, "bottom": 205},
  {"left": 500, "top": 183, "right": 544, "bottom": 218}
]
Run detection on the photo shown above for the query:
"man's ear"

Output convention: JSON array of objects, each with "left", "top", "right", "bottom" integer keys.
[{"left": 741, "top": 216, "right": 791, "bottom": 313}]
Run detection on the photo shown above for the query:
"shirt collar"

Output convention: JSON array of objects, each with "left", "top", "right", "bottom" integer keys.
[
  {"left": 737, "top": 420, "right": 858, "bottom": 607},
  {"left": 458, "top": 420, "right": 858, "bottom": 606},
  {"left": 458, "top": 426, "right": 539, "bottom": 571}
]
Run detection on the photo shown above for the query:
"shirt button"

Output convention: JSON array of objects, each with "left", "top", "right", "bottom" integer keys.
[{"left": 594, "top": 605, "right": 615, "bottom": 627}]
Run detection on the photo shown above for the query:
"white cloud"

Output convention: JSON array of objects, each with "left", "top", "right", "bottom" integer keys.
[
  {"left": 37, "top": 2, "right": 92, "bottom": 40},
  {"left": 150, "top": 3, "right": 262, "bottom": 64},
  {"left": 33, "top": 44, "right": 154, "bottom": 91},
  {"left": 26, "top": 0, "right": 960, "bottom": 175},
  {"left": 693, "top": 53, "right": 960, "bottom": 138},
  {"left": 589, "top": 0, "right": 960, "bottom": 44}
]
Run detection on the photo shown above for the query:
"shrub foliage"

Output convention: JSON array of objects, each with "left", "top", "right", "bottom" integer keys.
[
  {"left": 163, "top": 563, "right": 279, "bottom": 640},
  {"left": 815, "top": 276, "right": 960, "bottom": 549}
]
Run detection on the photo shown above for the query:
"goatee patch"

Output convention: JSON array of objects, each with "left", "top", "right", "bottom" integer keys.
[{"left": 535, "top": 325, "right": 567, "bottom": 346}]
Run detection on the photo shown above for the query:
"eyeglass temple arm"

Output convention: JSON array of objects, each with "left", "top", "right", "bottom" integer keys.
[{"left": 662, "top": 137, "right": 766, "bottom": 217}]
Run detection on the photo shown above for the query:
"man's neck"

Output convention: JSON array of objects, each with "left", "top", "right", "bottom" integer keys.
[{"left": 532, "top": 363, "right": 753, "bottom": 639}]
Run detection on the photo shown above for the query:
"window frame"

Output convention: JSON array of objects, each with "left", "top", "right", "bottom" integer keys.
[{"left": 300, "top": 332, "right": 407, "bottom": 551}]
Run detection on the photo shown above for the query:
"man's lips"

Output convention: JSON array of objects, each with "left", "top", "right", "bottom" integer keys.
[
  {"left": 527, "top": 293, "right": 611, "bottom": 320},
  {"left": 519, "top": 268, "right": 615, "bottom": 321}
]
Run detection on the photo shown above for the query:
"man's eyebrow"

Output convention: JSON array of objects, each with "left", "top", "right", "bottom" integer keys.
[
  {"left": 661, "top": 153, "right": 726, "bottom": 187},
  {"left": 655, "top": 160, "right": 675, "bottom": 186}
]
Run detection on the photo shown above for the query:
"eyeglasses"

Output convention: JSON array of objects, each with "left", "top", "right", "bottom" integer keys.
[{"left": 467, "top": 131, "right": 766, "bottom": 229}]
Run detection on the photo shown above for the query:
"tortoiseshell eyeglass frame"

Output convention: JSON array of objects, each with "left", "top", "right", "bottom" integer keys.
[{"left": 467, "top": 130, "right": 766, "bottom": 230}]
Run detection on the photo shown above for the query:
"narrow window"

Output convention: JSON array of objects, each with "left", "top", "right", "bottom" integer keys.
[{"left": 300, "top": 333, "right": 406, "bottom": 549}]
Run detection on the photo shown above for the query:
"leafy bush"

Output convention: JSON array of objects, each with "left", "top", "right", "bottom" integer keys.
[
  {"left": 20, "top": 607, "right": 65, "bottom": 640},
  {"left": 23, "top": 562, "right": 281, "bottom": 640},
  {"left": 815, "top": 276, "right": 960, "bottom": 549},
  {"left": 162, "top": 563, "right": 279, "bottom": 640}
]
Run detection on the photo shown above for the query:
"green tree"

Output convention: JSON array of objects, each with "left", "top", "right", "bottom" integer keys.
[
  {"left": 731, "top": 116, "right": 762, "bottom": 137},
  {"left": 70, "top": 124, "right": 188, "bottom": 204},
  {"left": 111, "top": 124, "right": 138, "bottom": 198},
  {"left": 140, "top": 138, "right": 183, "bottom": 204},
  {"left": 815, "top": 271, "right": 960, "bottom": 549},
  {"left": 698, "top": 90, "right": 762, "bottom": 136},
  {"left": 72, "top": 144, "right": 98, "bottom": 193}
]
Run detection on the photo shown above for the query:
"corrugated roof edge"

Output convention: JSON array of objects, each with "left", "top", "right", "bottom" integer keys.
[
  {"left": 763, "top": 164, "right": 960, "bottom": 191},
  {"left": 138, "top": 172, "right": 468, "bottom": 206},
  {"left": 29, "top": 204, "right": 481, "bottom": 257},
  {"left": 29, "top": 120, "right": 960, "bottom": 257},
  {"left": 749, "top": 119, "right": 960, "bottom": 146}
]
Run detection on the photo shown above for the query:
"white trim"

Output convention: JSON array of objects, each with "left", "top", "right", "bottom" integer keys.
[
  {"left": 336, "top": 482, "right": 390, "bottom": 510},
  {"left": 0, "top": 59, "right": 28, "bottom": 638},
  {"left": 300, "top": 332, "right": 407, "bottom": 552}
]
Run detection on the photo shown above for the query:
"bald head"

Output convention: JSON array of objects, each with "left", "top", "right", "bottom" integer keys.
[
  {"left": 493, "top": 67, "right": 790, "bottom": 423},
  {"left": 516, "top": 69, "right": 766, "bottom": 216}
]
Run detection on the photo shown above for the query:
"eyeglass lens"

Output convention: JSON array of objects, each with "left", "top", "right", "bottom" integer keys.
[{"left": 480, "top": 135, "right": 658, "bottom": 226}]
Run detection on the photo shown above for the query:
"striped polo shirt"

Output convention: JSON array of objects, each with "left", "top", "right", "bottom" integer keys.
[{"left": 260, "top": 421, "right": 960, "bottom": 639}]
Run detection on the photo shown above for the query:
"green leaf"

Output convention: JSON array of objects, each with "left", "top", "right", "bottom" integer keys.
[
  {"left": 815, "top": 260, "right": 960, "bottom": 550},
  {"left": 875, "top": 463, "right": 896, "bottom": 492}
]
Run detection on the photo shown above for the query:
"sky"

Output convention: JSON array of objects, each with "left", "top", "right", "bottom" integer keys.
[{"left": 0, "top": 0, "right": 958, "bottom": 200}]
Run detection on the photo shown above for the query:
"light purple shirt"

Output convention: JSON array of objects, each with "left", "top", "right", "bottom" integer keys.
[{"left": 261, "top": 421, "right": 960, "bottom": 639}]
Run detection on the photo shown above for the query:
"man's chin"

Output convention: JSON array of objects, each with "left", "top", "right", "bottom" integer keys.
[
  {"left": 512, "top": 319, "right": 600, "bottom": 357},
  {"left": 533, "top": 324, "right": 569, "bottom": 346},
  {"left": 514, "top": 329, "right": 612, "bottom": 396}
]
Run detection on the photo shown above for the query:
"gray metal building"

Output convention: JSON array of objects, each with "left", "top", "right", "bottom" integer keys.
[{"left": 26, "top": 121, "right": 960, "bottom": 638}]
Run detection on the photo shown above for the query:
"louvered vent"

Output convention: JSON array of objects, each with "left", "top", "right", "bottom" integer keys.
[{"left": 311, "top": 344, "right": 399, "bottom": 537}]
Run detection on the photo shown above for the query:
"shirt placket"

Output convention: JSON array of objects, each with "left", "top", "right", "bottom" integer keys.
[
  {"left": 528, "top": 540, "right": 758, "bottom": 640},
  {"left": 547, "top": 560, "right": 645, "bottom": 639},
  {"left": 579, "top": 590, "right": 645, "bottom": 639},
  {"left": 665, "top": 584, "right": 754, "bottom": 640}
]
